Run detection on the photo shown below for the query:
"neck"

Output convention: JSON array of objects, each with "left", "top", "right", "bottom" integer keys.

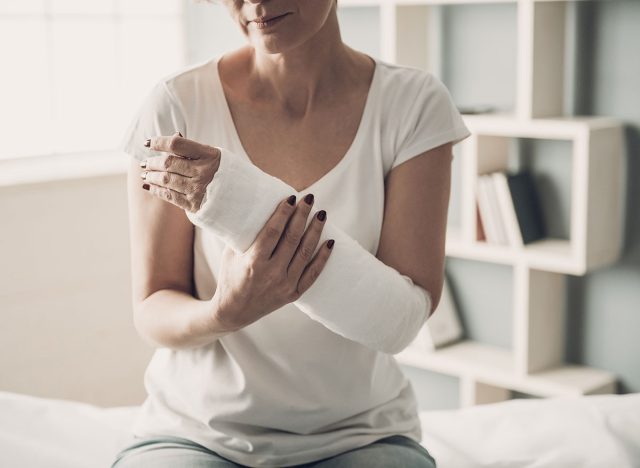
[{"left": 244, "top": 12, "right": 361, "bottom": 118}]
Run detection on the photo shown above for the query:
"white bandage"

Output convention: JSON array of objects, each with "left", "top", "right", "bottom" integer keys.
[{"left": 186, "top": 148, "right": 432, "bottom": 354}]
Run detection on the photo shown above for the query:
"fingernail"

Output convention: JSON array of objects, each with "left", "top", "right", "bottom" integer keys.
[
  {"left": 304, "top": 193, "right": 314, "bottom": 205},
  {"left": 142, "top": 183, "right": 150, "bottom": 190},
  {"left": 316, "top": 210, "right": 326, "bottom": 221},
  {"left": 139, "top": 160, "right": 147, "bottom": 168},
  {"left": 144, "top": 138, "right": 150, "bottom": 147},
  {"left": 327, "top": 239, "right": 335, "bottom": 249},
  {"left": 177, "top": 131, "right": 183, "bottom": 137},
  {"left": 140, "top": 171, "right": 147, "bottom": 180},
  {"left": 287, "top": 195, "right": 296, "bottom": 206}
]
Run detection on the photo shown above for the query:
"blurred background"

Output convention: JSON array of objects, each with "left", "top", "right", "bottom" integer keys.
[{"left": 0, "top": 0, "right": 639, "bottom": 411}]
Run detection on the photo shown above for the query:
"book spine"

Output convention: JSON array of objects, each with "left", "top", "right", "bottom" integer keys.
[
  {"left": 492, "top": 171, "right": 524, "bottom": 247},
  {"left": 477, "top": 175, "right": 498, "bottom": 244},
  {"left": 485, "top": 173, "right": 509, "bottom": 245}
]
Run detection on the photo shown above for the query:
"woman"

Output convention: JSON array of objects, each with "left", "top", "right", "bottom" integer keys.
[{"left": 112, "top": 0, "right": 470, "bottom": 466}]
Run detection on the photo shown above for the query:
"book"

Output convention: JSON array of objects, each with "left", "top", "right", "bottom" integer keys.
[
  {"left": 476, "top": 198, "right": 486, "bottom": 242},
  {"left": 492, "top": 171, "right": 524, "bottom": 248},
  {"left": 476, "top": 175, "right": 499, "bottom": 244},
  {"left": 407, "top": 277, "right": 463, "bottom": 352},
  {"left": 506, "top": 170, "right": 546, "bottom": 244},
  {"left": 485, "top": 174, "right": 508, "bottom": 245}
]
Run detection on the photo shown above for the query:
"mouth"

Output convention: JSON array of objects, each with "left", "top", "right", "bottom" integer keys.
[{"left": 252, "top": 12, "right": 290, "bottom": 25}]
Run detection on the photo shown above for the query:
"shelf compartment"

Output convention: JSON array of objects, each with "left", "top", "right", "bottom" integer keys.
[
  {"left": 455, "top": 115, "right": 624, "bottom": 275},
  {"left": 395, "top": 340, "right": 616, "bottom": 399},
  {"left": 378, "top": 1, "right": 517, "bottom": 117}
]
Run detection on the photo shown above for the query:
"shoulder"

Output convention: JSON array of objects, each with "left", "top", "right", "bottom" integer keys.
[
  {"left": 375, "top": 60, "right": 455, "bottom": 137},
  {"left": 375, "top": 60, "right": 454, "bottom": 133},
  {"left": 137, "top": 56, "right": 224, "bottom": 127},
  {"left": 152, "top": 56, "right": 218, "bottom": 101},
  {"left": 375, "top": 60, "right": 446, "bottom": 104}
]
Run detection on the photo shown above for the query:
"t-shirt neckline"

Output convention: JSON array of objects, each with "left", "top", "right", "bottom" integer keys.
[{"left": 211, "top": 53, "right": 380, "bottom": 196}]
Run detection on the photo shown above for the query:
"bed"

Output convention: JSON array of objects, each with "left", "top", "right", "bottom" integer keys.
[{"left": 1, "top": 389, "right": 639, "bottom": 468}]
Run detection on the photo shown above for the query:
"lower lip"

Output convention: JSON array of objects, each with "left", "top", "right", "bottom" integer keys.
[{"left": 253, "top": 13, "right": 289, "bottom": 30}]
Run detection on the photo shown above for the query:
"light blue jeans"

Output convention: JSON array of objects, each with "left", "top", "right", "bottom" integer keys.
[{"left": 110, "top": 434, "right": 437, "bottom": 468}]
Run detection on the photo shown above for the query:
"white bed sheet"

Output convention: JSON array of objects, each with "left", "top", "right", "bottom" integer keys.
[{"left": 0, "top": 390, "right": 639, "bottom": 468}]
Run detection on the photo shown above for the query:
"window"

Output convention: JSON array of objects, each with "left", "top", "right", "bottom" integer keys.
[{"left": 0, "top": 0, "right": 185, "bottom": 160}]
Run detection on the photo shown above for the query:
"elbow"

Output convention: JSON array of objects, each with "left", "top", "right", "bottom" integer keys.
[
  {"left": 426, "top": 294, "right": 440, "bottom": 319},
  {"left": 132, "top": 300, "right": 167, "bottom": 350},
  {"left": 133, "top": 307, "right": 158, "bottom": 349}
]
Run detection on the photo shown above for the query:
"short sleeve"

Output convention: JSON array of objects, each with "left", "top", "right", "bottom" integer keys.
[
  {"left": 391, "top": 73, "right": 471, "bottom": 171},
  {"left": 119, "top": 80, "right": 187, "bottom": 161}
]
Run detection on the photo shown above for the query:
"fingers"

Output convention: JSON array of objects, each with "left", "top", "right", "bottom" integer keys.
[
  {"left": 249, "top": 194, "right": 298, "bottom": 261},
  {"left": 296, "top": 237, "right": 334, "bottom": 296},
  {"left": 142, "top": 181, "right": 192, "bottom": 211},
  {"left": 286, "top": 208, "right": 329, "bottom": 281},
  {"left": 148, "top": 132, "right": 220, "bottom": 161},
  {"left": 142, "top": 153, "right": 197, "bottom": 177},
  {"left": 141, "top": 168, "right": 193, "bottom": 195},
  {"left": 270, "top": 193, "right": 317, "bottom": 268}
]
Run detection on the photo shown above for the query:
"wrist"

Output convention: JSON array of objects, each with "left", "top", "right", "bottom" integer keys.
[{"left": 207, "top": 291, "right": 238, "bottom": 335}]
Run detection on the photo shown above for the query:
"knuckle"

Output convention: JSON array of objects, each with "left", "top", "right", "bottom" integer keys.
[
  {"left": 288, "top": 285, "right": 301, "bottom": 301},
  {"left": 284, "top": 229, "right": 301, "bottom": 246},
  {"left": 193, "top": 181, "right": 205, "bottom": 196},
  {"left": 162, "top": 173, "right": 170, "bottom": 184},
  {"left": 307, "top": 266, "right": 320, "bottom": 282},
  {"left": 187, "top": 199, "right": 196, "bottom": 213},
  {"left": 207, "top": 144, "right": 220, "bottom": 159},
  {"left": 244, "top": 250, "right": 262, "bottom": 270},
  {"left": 297, "top": 243, "right": 315, "bottom": 261},
  {"left": 269, "top": 269, "right": 286, "bottom": 285},
  {"left": 168, "top": 135, "right": 180, "bottom": 153},
  {"left": 165, "top": 190, "right": 172, "bottom": 201},
  {"left": 297, "top": 276, "right": 310, "bottom": 294},
  {"left": 264, "top": 225, "right": 281, "bottom": 240},
  {"left": 163, "top": 156, "right": 172, "bottom": 170}
]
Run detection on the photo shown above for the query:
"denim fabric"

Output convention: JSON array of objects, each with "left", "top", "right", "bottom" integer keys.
[{"left": 110, "top": 434, "right": 437, "bottom": 468}]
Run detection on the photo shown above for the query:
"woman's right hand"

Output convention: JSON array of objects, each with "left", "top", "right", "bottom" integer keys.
[{"left": 210, "top": 194, "right": 334, "bottom": 332}]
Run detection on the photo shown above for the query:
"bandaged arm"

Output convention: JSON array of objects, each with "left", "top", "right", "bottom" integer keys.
[{"left": 185, "top": 148, "right": 433, "bottom": 355}]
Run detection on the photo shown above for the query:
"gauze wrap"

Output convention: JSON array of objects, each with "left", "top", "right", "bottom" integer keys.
[{"left": 186, "top": 147, "right": 432, "bottom": 355}]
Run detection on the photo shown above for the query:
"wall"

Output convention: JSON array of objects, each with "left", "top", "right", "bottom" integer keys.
[{"left": 0, "top": 174, "right": 153, "bottom": 406}]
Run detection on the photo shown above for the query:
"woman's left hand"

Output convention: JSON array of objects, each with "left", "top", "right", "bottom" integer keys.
[{"left": 139, "top": 131, "right": 221, "bottom": 213}]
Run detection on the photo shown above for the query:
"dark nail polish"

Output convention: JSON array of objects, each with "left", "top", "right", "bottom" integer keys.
[
  {"left": 139, "top": 160, "right": 147, "bottom": 168},
  {"left": 177, "top": 131, "right": 183, "bottom": 137},
  {"left": 316, "top": 210, "right": 326, "bottom": 221},
  {"left": 144, "top": 138, "right": 151, "bottom": 147},
  {"left": 287, "top": 195, "right": 296, "bottom": 206},
  {"left": 327, "top": 239, "right": 335, "bottom": 249},
  {"left": 304, "top": 193, "right": 314, "bottom": 205},
  {"left": 142, "top": 183, "right": 150, "bottom": 190}
]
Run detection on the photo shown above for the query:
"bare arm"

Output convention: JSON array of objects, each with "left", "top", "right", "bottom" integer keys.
[
  {"left": 378, "top": 141, "right": 454, "bottom": 317},
  {"left": 127, "top": 156, "right": 232, "bottom": 350}
]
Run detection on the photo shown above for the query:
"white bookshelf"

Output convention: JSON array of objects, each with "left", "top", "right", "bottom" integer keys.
[{"left": 339, "top": 0, "right": 625, "bottom": 407}]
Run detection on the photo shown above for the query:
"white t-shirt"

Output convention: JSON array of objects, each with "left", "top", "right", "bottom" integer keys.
[{"left": 121, "top": 54, "right": 470, "bottom": 467}]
